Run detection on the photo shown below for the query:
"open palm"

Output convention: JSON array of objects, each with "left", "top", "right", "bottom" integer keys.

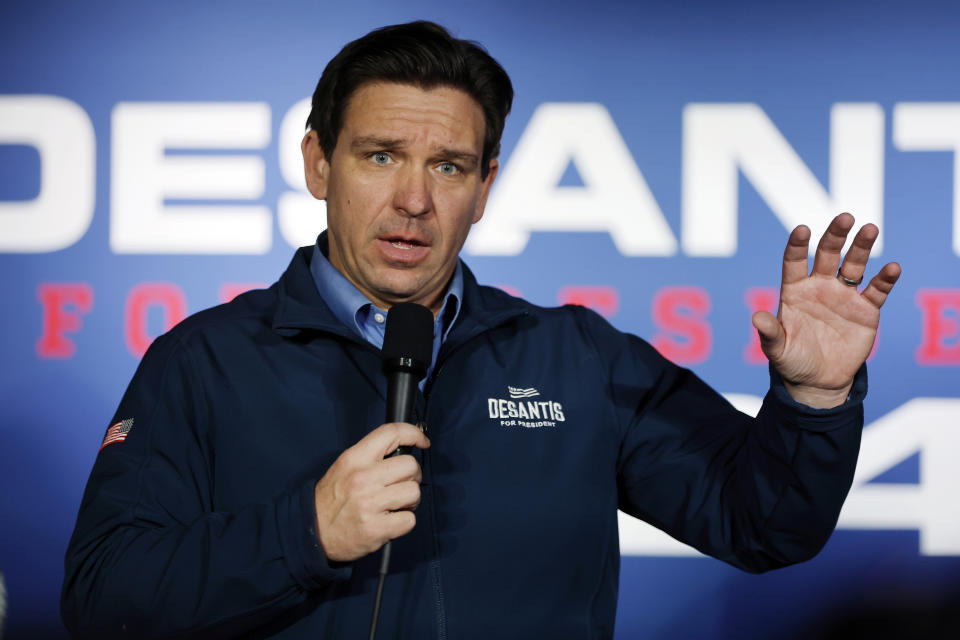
[{"left": 752, "top": 213, "right": 901, "bottom": 408}]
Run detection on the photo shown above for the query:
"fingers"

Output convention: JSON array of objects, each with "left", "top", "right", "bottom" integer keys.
[
  {"left": 837, "top": 223, "right": 879, "bottom": 284},
  {"left": 315, "top": 477, "right": 421, "bottom": 560},
  {"left": 811, "top": 212, "right": 855, "bottom": 277},
  {"left": 781, "top": 225, "right": 811, "bottom": 285},
  {"left": 861, "top": 262, "right": 902, "bottom": 308},
  {"left": 378, "top": 480, "right": 422, "bottom": 512},
  {"left": 368, "top": 453, "right": 423, "bottom": 487},
  {"left": 751, "top": 310, "right": 785, "bottom": 359},
  {"left": 351, "top": 510, "right": 417, "bottom": 556},
  {"left": 787, "top": 214, "right": 884, "bottom": 288},
  {"left": 314, "top": 422, "right": 429, "bottom": 561},
  {"left": 381, "top": 510, "right": 417, "bottom": 541},
  {"left": 352, "top": 422, "right": 430, "bottom": 462}
]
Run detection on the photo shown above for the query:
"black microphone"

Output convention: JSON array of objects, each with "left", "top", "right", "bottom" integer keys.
[
  {"left": 370, "top": 302, "right": 434, "bottom": 640},
  {"left": 381, "top": 302, "right": 434, "bottom": 444}
]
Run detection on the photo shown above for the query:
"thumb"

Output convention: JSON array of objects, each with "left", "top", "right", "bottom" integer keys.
[
  {"left": 752, "top": 311, "right": 785, "bottom": 360},
  {"left": 359, "top": 422, "right": 431, "bottom": 461}
]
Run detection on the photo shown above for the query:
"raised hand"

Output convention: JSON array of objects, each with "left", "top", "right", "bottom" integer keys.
[
  {"left": 752, "top": 213, "right": 901, "bottom": 408},
  {"left": 313, "top": 422, "right": 430, "bottom": 562}
]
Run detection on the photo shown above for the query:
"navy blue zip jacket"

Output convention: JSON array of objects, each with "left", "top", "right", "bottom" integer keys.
[{"left": 62, "top": 246, "right": 866, "bottom": 639}]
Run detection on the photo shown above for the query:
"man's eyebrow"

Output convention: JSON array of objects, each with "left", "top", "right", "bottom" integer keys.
[
  {"left": 436, "top": 149, "right": 479, "bottom": 167},
  {"left": 350, "top": 136, "right": 404, "bottom": 149},
  {"left": 350, "top": 136, "right": 479, "bottom": 167}
]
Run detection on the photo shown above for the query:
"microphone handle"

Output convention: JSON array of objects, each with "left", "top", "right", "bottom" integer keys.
[
  {"left": 385, "top": 370, "right": 418, "bottom": 423},
  {"left": 370, "top": 368, "right": 420, "bottom": 639},
  {"left": 385, "top": 370, "right": 419, "bottom": 457}
]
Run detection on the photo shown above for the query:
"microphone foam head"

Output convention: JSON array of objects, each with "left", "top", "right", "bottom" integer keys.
[{"left": 382, "top": 302, "right": 434, "bottom": 368}]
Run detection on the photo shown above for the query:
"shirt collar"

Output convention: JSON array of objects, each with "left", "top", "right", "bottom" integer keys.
[{"left": 309, "top": 236, "right": 463, "bottom": 348}]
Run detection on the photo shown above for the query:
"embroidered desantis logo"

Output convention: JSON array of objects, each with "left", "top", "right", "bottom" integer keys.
[
  {"left": 100, "top": 418, "right": 134, "bottom": 451},
  {"left": 488, "top": 386, "right": 565, "bottom": 428}
]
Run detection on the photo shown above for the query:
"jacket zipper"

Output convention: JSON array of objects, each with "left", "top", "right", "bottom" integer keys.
[
  {"left": 417, "top": 402, "right": 447, "bottom": 640},
  {"left": 418, "top": 316, "right": 524, "bottom": 640}
]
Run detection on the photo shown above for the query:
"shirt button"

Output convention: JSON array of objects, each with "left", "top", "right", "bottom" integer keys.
[{"left": 374, "top": 313, "right": 386, "bottom": 324}]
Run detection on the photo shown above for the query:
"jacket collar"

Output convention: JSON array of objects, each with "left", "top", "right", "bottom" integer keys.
[
  {"left": 271, "top": 245, "right": 349, "bottom": 338},
  {"left": 271, "top": 236, "right": 529, "bottom": 343}
]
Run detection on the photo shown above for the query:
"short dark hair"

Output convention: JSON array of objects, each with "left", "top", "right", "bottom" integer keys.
[{"left": 306, "top": 21, "right": 513, "bottom": 180}]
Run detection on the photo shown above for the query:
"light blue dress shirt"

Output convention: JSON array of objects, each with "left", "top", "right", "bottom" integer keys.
[{"left": 309, "top": 240, "right": 462, "bottom": 385}]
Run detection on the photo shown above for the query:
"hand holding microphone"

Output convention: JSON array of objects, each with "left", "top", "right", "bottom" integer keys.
[
  {"left": 312, "top": 303, "right": 434, "bottom": 563},
  {"left": 312, "top": 421, "right": 429, "bottom": 562}
]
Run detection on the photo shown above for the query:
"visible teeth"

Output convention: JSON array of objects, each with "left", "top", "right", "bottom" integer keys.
[{"left": 391, "top": 241, "right": 413, "bottom": 250}]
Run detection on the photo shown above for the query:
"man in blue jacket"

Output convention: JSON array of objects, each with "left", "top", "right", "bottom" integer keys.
[{"left": 62, "top": 21, "right": 901, "bottom": 639}]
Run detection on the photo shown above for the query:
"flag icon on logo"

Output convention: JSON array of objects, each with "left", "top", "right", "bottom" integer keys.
[{"left": 100, "top": 418, "right": 134, "bottom": 451}]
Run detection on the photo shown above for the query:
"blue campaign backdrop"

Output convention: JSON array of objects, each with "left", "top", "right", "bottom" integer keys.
[{"left": 2, "top": 1, "right": 959, "bottom": 637}]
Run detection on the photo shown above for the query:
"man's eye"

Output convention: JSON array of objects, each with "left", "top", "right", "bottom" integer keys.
[
  {"left": 437, "top": 162, "right": 459, "bottom": 176},
  {"left": 371, "top": 152, "right": 391, "bottom": 165}
]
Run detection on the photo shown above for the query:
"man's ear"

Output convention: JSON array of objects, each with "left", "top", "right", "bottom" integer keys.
[
  {"left": 472, "top": 158, "right": 499, "bottom": 224},
  {"left": 302, "top": 130, "right": 329, "bottom": 200}
]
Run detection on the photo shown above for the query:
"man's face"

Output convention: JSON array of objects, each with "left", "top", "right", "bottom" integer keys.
[{"left": 302, "top": 82, "right": 498, "bottom": 313}]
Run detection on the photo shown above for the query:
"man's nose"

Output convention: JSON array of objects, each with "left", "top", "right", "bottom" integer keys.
[{"left": 393, "top": 166, "right": 433, "bottom": 217}]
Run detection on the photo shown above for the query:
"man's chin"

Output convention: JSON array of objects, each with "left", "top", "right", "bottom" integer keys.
[{"left": 371, "top": 277, "right": 445, "bottom": 312}]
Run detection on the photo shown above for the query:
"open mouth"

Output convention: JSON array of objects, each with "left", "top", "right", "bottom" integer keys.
[
  {"left": 378, "top": 235, "right": 430, "bottom": 263},
  {"left": 383, "top": 234, "right": 429, "bottom": 249}
]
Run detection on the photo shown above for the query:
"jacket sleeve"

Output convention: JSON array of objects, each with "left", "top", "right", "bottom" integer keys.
[
  {"left": 61, "top": 333, "right": 351, "bottom": 638},
  {"left": 576, "top": 307, "right": 865, "bottom": 573}
]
